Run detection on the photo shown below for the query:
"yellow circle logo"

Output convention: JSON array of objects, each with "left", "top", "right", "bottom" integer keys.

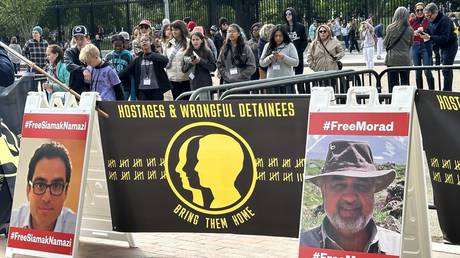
[{"left": 165, "top": 122, "right": 257, "bottom": 215}]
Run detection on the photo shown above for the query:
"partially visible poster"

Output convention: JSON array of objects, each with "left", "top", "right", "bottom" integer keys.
[
  {"left": 299, "top": 111, "right": 410, "bottom": 258},
  {"left": 7, "top": 113, "right": 89, "bottom": 257},
  {"left": 98, "top": 100, "right": 308, "bottom": 237},
  {"left": 416, "top": 90, "right": 460, "bottom": 244}
]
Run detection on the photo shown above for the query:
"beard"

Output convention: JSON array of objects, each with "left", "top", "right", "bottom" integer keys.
[
  {"left": 328, "top": 212, "right": 372, "bottom": 235},
  {"left": 326, "top": 201, "right": 373, "bottom": 235}
]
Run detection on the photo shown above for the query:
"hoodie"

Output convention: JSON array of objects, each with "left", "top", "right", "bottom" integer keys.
[{"left": 283, "top": 7, "right": 308, "bottom": 60}]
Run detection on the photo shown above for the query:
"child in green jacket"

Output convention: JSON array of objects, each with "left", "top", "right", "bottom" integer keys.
[{"left": 43, "top": 44, "right": 70, "bottom": 99}]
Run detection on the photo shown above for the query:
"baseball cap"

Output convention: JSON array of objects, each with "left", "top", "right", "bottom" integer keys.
[
  {"left": 72, "top": 25, "right": 88, "bottom": 37},
  {"left": 119, "top": 31, "right": 130, "bottom": 41},
  {"left": 138, "top": 19, "right": 152, "bottom": 27},
  {"left": 187, "top": 21, "right": 197, "bottom": 31},
  {"left": 111, "top": 34, "right": 125, "bottom": 43},
  {"left": 192, "top": 26, "right": 205, "bottom": 35}
]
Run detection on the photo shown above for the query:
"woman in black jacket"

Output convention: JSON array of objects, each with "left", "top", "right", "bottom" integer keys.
[
  {"left": 182, "top": 32, "right": 217, "bottom": 90},
  {"left": 348, "top": 21, "right": 360, "bottom": 53},
  {"left": 118, "top": 34, "right": 171, "bottom": 100}
]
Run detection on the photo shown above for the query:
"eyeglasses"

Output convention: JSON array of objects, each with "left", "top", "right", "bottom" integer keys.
[
  {"left": 416, "top": 9, "right": 424, "bottom": 12},
  {"left": 318, "top": 30, "right": 328, "bottom": 33},
  {"left": 29, "top": 180, "right": 67, "bottom": 196}
]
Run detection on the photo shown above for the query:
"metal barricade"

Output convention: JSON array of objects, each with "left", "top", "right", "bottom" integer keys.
[
  {"left": 178, "top": 69, "right": 379, "bottom": 101},
  {"left": 221, "top": 93, "right": 393, "bottom": 104},
  {"left": 219, "top": 70, "right": 379, "bottom": 100},
  {"left": 378, "top": 65, "right": 460, "bottom": 92}
]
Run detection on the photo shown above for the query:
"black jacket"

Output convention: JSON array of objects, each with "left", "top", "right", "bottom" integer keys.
[
  {"left": 182, "top": 49, "right": 217, "bottom": 90},
  {"left": 283, "top": 7, "right": 308, "bottom": 60},
  {"left": 118, "top": 51, "right": 171, "bottom": 95},
  {"left": 0, "top": 47, "right": 14, "bottom": 87},
  {"left": 213, "top": 31, "right": 226, "bottom": 57},
  {"left": 64, "top": 47, "right": 90, "bottom": 94},
  {"left": 428, "top": 12, "right": 458, "bottom": 48}
]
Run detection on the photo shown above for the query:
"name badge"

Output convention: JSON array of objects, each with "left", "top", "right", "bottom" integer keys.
[
  {"left": 230, "top": 68, "right": 238, "bottom": 75},
  {"left": 188, "top": 72, "right": 195, "bottom": 80},
  {"left": 143, "top": 78, "right": 151, "bottom": 86},
  {"left": 272, "top": 64, "right": 281, "bottom": 70}
]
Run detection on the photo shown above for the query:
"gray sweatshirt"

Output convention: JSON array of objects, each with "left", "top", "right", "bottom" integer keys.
[
  {"left": 217, "top": 43, "right": 256, "bottom": 83},
  {"left": 259, "top": 42, "right": 299, "bottom": 78}
]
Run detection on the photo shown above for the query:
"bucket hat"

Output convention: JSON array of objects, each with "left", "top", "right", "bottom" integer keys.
[{"left": 306, "top": 140, "right": 395, "bottom": 192}]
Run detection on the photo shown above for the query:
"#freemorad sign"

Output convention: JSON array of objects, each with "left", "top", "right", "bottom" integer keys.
[
  {"left": 98, "top": 99, "right": 308, "bottom": 237},
  {"left": 299, "top": 111, "right": 410, "bottom": 258},
  {"left": 7, "top": 113, "right": 89, "bottom": 257}
]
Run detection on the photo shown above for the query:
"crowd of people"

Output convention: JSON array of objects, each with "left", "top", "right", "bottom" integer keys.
[{"left": 1, "top": 2, "right": 459, "bottom": 97}]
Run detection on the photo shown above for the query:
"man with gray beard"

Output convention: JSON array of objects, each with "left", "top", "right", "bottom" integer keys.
[{"left": 300, "top": 140, "right": 401, "bottom": 255}]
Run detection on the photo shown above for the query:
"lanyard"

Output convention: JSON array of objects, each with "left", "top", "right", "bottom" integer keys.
[{"left": 91, "top": 68, "right": 101, "bottom": 92}]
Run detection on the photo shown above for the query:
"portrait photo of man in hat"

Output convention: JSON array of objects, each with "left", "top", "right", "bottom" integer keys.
[{"left": 299, "top": 140, "right": 401, "bottom": 256}]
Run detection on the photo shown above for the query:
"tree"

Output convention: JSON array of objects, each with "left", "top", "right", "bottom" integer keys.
[{"left": 0, "top": 0, "right": 52, "bottom": 42}]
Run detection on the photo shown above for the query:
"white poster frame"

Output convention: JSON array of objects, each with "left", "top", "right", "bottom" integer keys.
[
  {"left": 6, "top": 92, "right": 96, "bottom": 258},
  {"left": 299, "top": 86, "right": 431, "bottom": 258}
]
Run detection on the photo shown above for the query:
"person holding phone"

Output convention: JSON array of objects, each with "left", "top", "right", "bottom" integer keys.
[
  {"left": 409, "top": 2, "right": 434, "bottom": 90},
  {"left": 260, "top": 25, "right": 299, "bottom": 93},
  {"left": 182, "top": 32, "right": 217, "bottom": 90},
  {"left": 420, "top": 3, "right": 458, "bottom": 91}
]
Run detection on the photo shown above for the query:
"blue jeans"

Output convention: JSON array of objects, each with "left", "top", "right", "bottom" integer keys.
[
  {"left": 441, "top": 41, "right": 458, "bottom": 91},
  {"left": 343, "top": 35, "right": 349, "bottom": 49},
  {"left": 411, "top": 41, "right": 434, "bottom": 90}
]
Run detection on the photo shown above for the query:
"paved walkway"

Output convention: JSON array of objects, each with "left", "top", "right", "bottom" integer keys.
[{"left": 339, "top": 47, "right": 460, "bottom": 66}]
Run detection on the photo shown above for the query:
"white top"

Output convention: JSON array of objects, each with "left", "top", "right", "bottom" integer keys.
[{"left": 10, "top": 203, "right": 77, "bottom": 234}]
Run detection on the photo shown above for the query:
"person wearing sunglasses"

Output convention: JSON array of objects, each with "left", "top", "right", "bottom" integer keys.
[
  {"left": 409, "top": 2, "right": 435, "bottom": 90},
  {"left": 10, "top": 142, "right": 76, "bottom": 233},
  {"left": 283, "top": 7, "right": 308, "bottom": 93},
  {"left": 306, "top": 24, "right": 344, "bottom": 72}
]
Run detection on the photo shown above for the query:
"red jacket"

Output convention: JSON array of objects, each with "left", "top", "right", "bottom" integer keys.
[{"left": 409, "top": 17, "right": 430, "bottom": 43}]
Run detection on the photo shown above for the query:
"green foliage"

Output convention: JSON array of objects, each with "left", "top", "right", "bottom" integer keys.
[{"left": 0, "top": 0, "right": 52, "bottom": 42}]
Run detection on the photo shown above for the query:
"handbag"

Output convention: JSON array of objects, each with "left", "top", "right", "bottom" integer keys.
[
  {"left": 319, "top": 40, "right": 342, "bottom": 70},
  {"left": 337, "top": 61, "right": 343, "bottom": 70}
]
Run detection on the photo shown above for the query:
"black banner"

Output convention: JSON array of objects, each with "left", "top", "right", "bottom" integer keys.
[
  {"left": 416, "top": 90, "right": 460, "bottom": 244},
  {"left": 98, "top": 99, "right": 308, "bottom": 237}
]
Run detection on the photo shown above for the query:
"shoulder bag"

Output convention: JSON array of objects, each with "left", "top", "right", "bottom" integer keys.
[{"left": 319, "top": 40, "right": 342, "bottom": 70}]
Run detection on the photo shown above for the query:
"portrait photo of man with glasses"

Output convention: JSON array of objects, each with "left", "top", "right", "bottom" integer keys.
[{"left": 10, "top": 142, "right": 76, "bottom": 233}]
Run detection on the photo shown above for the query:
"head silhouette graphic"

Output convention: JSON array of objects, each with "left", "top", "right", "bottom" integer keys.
[
  {"left": 195, "top": 134, "right": 244, "bottom": 208},
  {"left": 176, "top": 136, "right": 204, "bottom": 206}
]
